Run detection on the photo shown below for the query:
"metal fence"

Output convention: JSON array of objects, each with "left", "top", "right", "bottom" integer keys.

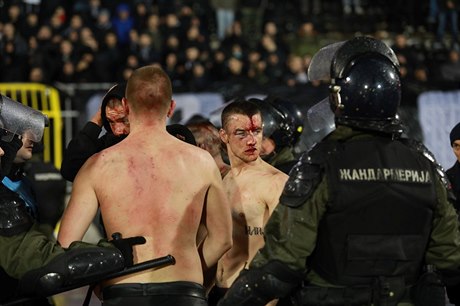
[{"left": 0, "top": 83, "right": 63, "bottom": 169}]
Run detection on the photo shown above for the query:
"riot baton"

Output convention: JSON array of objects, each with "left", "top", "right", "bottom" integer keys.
[{"left": 1, "top": 254, "right": 175, "bottom": 306}]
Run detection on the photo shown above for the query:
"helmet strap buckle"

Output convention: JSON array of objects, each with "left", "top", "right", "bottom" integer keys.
[{"left": 329, "top": 85, "right": 344, "bottom": 112}]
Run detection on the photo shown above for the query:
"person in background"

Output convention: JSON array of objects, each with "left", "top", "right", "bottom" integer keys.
[
  {"left": 447, "top": 121, "right": 460, "bottom": 306},
  {"left": 218, "top": 36, "right": 460, "bottom": 306},
  {"left": 210, "top": 0, "right": 239, "bottom": 41},
  {"left": 60, "top": 82, "right": 129, "bottom": 182},
  {"left": 435, "top": 0, "right": 459, "bottom": 50},
  {"left": 187, "top": 120, "right": 230, "bottom": 178},
  {"left": 447, "top": 121, "right": 460, "bottom": 211}
]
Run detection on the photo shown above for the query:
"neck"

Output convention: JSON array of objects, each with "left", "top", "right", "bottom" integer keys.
[
  {"left": 229, "top": 155, "right": 261, "bottom": 172},
  {"left": 130, "top": 115, "right": 166, "bottom": 132}
]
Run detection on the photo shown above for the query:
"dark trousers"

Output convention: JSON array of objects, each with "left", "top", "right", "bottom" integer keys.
[
  {"left": 207, "top": 286, "right": 228, "bottom": 306},
  {"left": 102, "top": 281, "right": 208, "bottom": 306}
]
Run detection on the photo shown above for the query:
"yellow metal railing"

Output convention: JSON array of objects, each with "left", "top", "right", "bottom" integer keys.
[{"left": 0, "top": 83, "right": 63, "bottom": 169}]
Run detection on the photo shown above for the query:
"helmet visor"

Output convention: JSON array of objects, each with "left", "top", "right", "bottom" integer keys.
[
  {"left": 0, "top": 95, "right": 48, "bottom": 142},
  {"left": 296, "top": 97, "right": 336, "bottom": 153},
  {"left": 308, "top": 41, "right": 346, "bottom": 81}
]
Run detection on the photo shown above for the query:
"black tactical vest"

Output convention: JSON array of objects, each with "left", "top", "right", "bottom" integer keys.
[
  {"left": 310, "top": 136, "right": 436, "bottom": 286},
  {"left": 0, "top": 184, "right": 33, "bottom": 236}
]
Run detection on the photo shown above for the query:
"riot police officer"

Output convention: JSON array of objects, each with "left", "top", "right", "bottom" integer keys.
[{"left": 217, "top": 36, "right": 460, "bottom": 306}]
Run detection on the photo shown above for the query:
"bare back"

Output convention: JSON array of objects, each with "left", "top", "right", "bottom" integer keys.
[
  {"left": 89, "top": 130, "right": 226, "bottom": 285},
  {"left": 216, "top": 160, "right": 288, "bottom": 287}
]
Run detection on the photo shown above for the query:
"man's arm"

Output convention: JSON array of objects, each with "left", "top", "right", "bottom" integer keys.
[
  {"left": 199, "top": 161, "right": 233, "bottom": 272},
  {"left": 57, "top": 159, "right": 99, "bottom": 248}
]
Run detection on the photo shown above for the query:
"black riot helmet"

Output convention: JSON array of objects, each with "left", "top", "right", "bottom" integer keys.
[
  {"left": 308, "top": 36, "right": 402, "bottom": 126},
  {"left": 247, "top": 97, "right": 301, "bottom": 151}
]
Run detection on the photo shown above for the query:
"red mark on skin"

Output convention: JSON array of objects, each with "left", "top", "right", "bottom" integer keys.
[
  {"left": 127, "top": 157, "right": 144, "bottom": 196},
  {"left": 246, "top": 115, "right": 260, "bottom": 132}
]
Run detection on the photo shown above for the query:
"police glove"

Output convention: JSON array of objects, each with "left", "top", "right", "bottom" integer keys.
[{"left": 107, "top": 232, "right": 146, "bottom": 267}]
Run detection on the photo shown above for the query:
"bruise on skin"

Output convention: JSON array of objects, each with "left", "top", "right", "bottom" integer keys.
[{"left": 127, "top": 156, "right": 144, "bottom": 196}]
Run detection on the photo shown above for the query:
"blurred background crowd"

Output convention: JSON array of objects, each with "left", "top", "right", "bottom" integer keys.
[{"left": 1, "top": 0, "right": 460, "bottom": 144}]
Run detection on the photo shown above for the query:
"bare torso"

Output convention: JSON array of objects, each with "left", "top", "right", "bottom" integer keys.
[
  {"left": 216, "top": 160, "right": 288, "bottom": 288},
  {"left": 91, "top": 131, "right": 218, "bottom": 286}
]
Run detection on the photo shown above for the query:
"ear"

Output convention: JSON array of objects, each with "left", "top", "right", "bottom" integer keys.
[
  {"left": 167, "top": 99, "right": 176, "bottom": 118},
  {"left": 219, "top": 128, "right": 228, "bottom": 143},
  {"left": 122, "top": 97, "right": 130, "bottom": 115}
]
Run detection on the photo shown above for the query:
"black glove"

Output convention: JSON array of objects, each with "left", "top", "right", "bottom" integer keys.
[{"left": 109, "top": 232, "right": 146, "bottom": 266}]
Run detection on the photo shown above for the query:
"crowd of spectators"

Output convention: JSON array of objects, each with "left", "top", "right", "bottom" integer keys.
[{"left": 0, "top": 0, "right": 459, "bottom": 105}]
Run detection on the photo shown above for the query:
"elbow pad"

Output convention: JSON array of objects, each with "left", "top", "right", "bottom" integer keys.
[{"left": 18, "top": 246, "right": 125, "bottom": 297}]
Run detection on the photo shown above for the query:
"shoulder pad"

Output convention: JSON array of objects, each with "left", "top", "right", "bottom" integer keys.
[
  {"left": 280, "top": 142, "right": 335, "bottom": 208},
  {"left": 0, "top": 187, "right": 33, "bottom": 236},
  {"left": 400, "top": 138, "right": 451, "bottom": 190}
]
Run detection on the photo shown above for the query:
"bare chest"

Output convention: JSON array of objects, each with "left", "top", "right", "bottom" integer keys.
[{"left": 225, "top": 179, "right": 268, "bottom": 227}]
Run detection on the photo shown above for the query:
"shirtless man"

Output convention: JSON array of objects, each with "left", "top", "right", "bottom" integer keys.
[
  {"left": 58, "top": 65, "right": 233, "bottom": 306},
  {"left": 211, "top": 99, "right": 288, "bottom": 305}
]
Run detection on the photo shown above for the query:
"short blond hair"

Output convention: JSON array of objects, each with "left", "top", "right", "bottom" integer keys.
[{"left": 126, "top": 65, "right": 172, "bottom": 116}]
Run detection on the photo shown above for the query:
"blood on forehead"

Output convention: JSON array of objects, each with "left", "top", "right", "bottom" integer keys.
[
  {"left": 228, "top": 113, "right": 262, "bottom": 132},
  {"left": 248, "top": 114, "right": 262, "bottom": 131}
]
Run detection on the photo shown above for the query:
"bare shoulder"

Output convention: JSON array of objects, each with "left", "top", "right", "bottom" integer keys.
[
  {"left": 263, "top": 160, "right": 289, "bottom": 182},
  {"left": 181, "top": 141, "right": 216, "bottom": 164},
  {"left": 176, "top": 140, "right": 220, "bottom": 175},
  {"left": 78, "top": 142, "right": 128, "bottom": 179}
]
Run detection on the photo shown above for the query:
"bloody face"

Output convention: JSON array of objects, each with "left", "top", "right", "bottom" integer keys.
[
  {"left": 105, "top": 98, "right": 130, "bottom": 136},
  {"left": 223, "top": 113, "right": 263, "bottom": 163}
]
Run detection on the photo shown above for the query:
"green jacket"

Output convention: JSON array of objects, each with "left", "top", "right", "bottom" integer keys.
[
  {"left": 268, "top": 146, "right": 296, "bottom": 168},
  {"left": 251, "top": 126, "right": 460, "bottom": 287},
  {"left": 0, "top": 223, "right": 107, "bottom": 280}
]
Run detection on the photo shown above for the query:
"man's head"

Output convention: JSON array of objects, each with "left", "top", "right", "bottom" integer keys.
[
  {"left": 450, "top": 122, "right": 460, "bottom": 162},
  {"left": 166, "top": 124, "right": 197, "bottom": 146},
  {"left": 100, "top": 83, "right": 130, "bottom": 136},
  {"left": 219, "top": 99, "right": 263, "bottom": 163},
  {"left": 125, "top": 65, "right": 175, "bottom": 121},
  {"left": 187, "top": 121, "right": 222, "bottom": 157},
  {"left": 308, "top": 36, "right": 401, "bottom": 130}
]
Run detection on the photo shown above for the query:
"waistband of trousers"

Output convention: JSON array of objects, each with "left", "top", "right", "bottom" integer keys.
[{"left": 102, "top": 281, "right": 206, "bottom": 299}]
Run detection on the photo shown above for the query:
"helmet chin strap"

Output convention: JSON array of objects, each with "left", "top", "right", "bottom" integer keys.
[{"left": 329, "top": 84, "right": 344, "bottom": 115}]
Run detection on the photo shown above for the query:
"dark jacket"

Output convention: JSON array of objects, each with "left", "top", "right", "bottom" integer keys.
[
  {"left": 60, "top": 122, "right": 125, "bottom": 182},
  {"left": 60, "top": 83, "right": 127, "bottom": 182},
  {"left": 446, "top": 161, "right": 460, "bottom": 211}
]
